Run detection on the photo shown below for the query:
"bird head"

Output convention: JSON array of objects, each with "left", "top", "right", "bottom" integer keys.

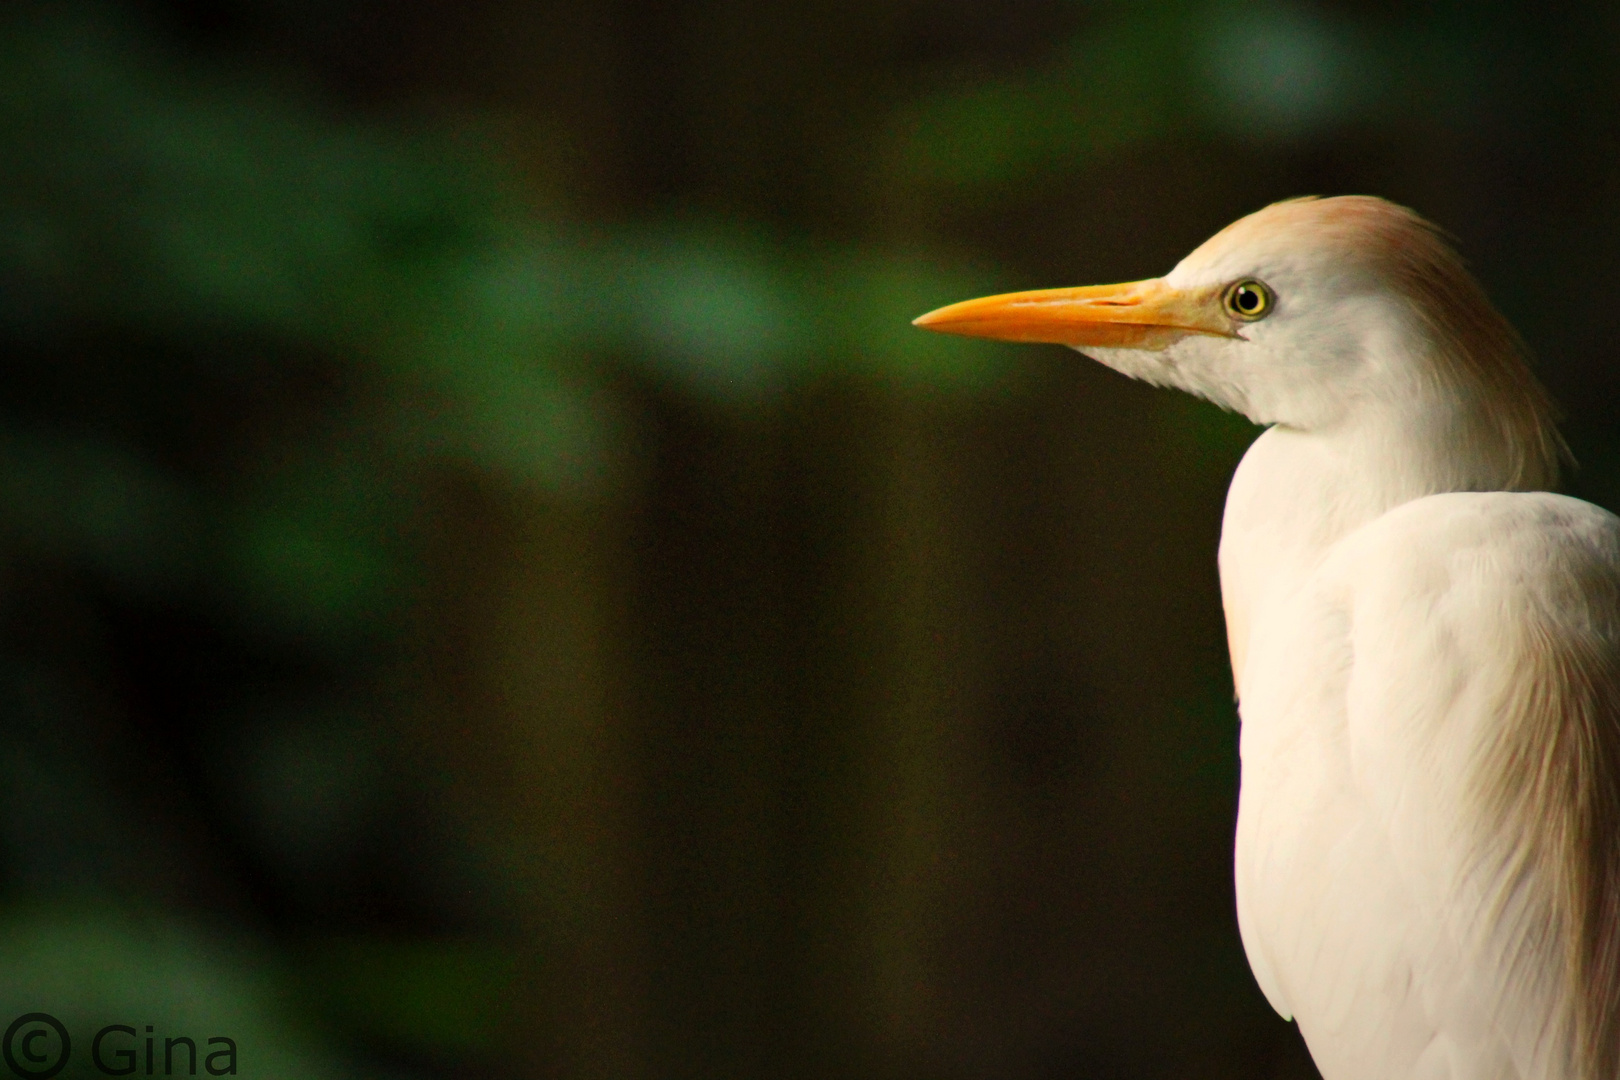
[{"left": 914, "top": 196, "right": 1564, "bottom": 487}]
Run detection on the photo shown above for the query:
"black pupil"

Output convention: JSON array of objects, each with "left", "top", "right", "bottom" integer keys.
[{"left": 1236, "top": 286, "right": 1260, "bottom": 312}]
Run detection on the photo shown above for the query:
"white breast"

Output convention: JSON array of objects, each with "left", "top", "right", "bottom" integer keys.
[{"left": 1232, "top": 489, "right": 1620, "bottom": 1080}]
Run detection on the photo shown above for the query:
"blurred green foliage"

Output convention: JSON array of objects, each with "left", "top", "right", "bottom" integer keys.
[
  {"left": 890, "top": 2, "right": 1567, "bottom": 189},
  {"left": 299, "top": 937, "right": 518, "bottom": 1058},
  {"left": 0, "top": 1, "right": 1012, "bottom": 626},
  {"left": 0, "top": 906, "right": 335, "bottom": 1080}
]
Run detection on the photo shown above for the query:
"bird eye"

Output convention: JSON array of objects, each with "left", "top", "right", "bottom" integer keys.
[{"left": 1223, "top": 279, "right": 1274, "bottom": 321}]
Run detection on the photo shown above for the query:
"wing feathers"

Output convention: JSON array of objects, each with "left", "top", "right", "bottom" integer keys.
[
  {"left": 1343, "top": 493, "right": 1620, "bottom": 1080},
  {"left": 1477, "top": 621, "right": 1620, "bottom": 1079}
]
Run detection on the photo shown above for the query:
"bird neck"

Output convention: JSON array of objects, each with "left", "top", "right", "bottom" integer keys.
[{"left": 1216, "top": 397, "right": 1537, "bottom": 697}]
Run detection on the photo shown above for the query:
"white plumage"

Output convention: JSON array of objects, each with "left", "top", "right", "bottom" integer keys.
[{"left": 914, "top": 197, "right": 1620, "bottom": 1080}]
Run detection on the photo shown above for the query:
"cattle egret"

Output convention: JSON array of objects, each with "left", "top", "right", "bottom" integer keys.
[{"left": 913, "top": 196, "right": 1620, "bottom": 1080}]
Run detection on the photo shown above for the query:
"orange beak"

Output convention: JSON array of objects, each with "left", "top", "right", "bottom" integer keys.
[{"left": 912, "top": 278, "right": 1236, "bottom": 350}]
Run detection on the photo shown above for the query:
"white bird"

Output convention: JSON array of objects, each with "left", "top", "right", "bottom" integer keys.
[{"left": 913, "top": 196, "right": 1620, "bottom": 1080}]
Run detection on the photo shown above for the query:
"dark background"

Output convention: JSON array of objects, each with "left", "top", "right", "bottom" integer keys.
[{"left": 1, "top": 1, "right": 1617, "bottom": 1077}]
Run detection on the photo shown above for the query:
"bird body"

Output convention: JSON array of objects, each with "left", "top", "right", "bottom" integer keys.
[
  {"left": 914, "top": 197, "right": 1620, "bottom": 1079},
  {"left": 1235, "top": 483, "right": 1620, "bottom": 1080}
]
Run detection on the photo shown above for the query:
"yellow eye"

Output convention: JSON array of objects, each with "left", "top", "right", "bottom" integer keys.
[{"left": 1223, "top": 279, "right": 1274, "bottom": 321}]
